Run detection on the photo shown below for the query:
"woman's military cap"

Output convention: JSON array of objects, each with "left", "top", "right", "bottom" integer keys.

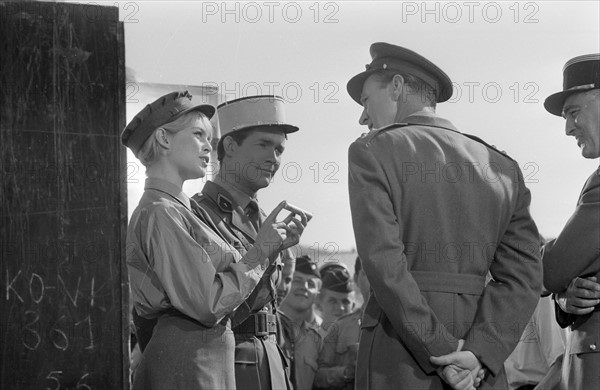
[{"left": 122, "top": 90, "right": 216, "bottom": 154}]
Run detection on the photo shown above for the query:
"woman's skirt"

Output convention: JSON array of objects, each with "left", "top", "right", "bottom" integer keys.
[{"left": 133, "top": 311, "right": 235, "bottom": 390}]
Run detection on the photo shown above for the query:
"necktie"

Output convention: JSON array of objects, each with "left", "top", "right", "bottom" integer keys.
[{"left": 246, "top": 200, "right": 261, "bottom": 233}]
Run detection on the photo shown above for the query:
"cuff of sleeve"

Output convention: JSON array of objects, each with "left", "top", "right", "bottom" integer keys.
[
  {"left": 462, "top": 344, "right": 498, "bottom": 376},
  {"left": 553, "top": 295, "right": 575, "bottom": 328},
  {"left": 417, "top": 337, "right": 459, "bottom": 375}
]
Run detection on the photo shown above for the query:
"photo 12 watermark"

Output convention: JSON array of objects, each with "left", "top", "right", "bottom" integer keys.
[
  {"left": 200, "top": 1, "right": 341, "bottom": 24},
  {"left": 400, "top": 1, "right": 540, "bottom": 24}
]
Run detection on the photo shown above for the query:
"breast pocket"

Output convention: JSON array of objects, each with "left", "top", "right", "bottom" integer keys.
[
  {"left": 569, "top": 333, "right": 600, "bottom": 356},
  {"left": 569, "top": 316, "right": 600, "bottom": 356}
]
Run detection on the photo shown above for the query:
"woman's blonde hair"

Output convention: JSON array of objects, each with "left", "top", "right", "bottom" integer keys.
[{"left": 135, "top": 111, "right": 213, "bottom": 167}]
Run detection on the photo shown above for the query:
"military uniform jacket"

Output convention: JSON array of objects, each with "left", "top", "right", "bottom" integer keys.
[
  {"left": 348, "top": 112, "right": 542, "bottom": 390},
  {"left": 193, "top": 179, "right": 281, "bottom": 318},
  {"left": 193, "top": 179, "right": 290, "bottom": 390},
  {"left": 543, "top": 168, "right": 600, "bottom": 390},
  {"left": 278, "top": 310, "right": 323, "bottom": 390},
  {"left": 314, "top": 309, "right": 362, "bottom": 390},
  {"left": 127, "top": 178, "right": 263, "bottom": 390}
]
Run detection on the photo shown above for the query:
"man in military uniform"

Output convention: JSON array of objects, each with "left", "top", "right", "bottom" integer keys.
[
  {"left": 316, "top": 264, "right": 356, "bottom": 337},
  {"left": 346, "top": 42, "right": 542, "bottom": 390},
  {"left": 314, "top": 257, "right": 370, "bottom": 390},
  {"left": 193, "top": 95, "right": 298, "bottom": 390},
  {"left": 277, "top": 248, "right": 296, "bottom": 307},
  {"left": 542, "top": 53, "right": 600, "bottom": 390},
  {"left": 278, "top": 255, "right": 323, "bottom": 390}
]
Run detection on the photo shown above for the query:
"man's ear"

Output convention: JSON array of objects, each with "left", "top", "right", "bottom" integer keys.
[
  {"left": 222, "top": 135, "right": 237, "bottom": 156},
  {"left": 390, "top": 74, "right": 405, "bottom": 101},
  {"left": 155, "top": 128, "right": 170, "bottom": 149}
]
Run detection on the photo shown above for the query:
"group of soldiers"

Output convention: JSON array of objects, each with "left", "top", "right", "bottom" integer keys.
[{"left": 123, "top": 42, "right": 600, "bottom": 390}]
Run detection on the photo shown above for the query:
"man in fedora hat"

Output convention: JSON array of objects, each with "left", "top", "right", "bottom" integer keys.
[
  {"left": 542, "top": 53, "right": 600, "bottom": 390},
  {"left": 346, "top": 42, "right": 542, "bottom": 389},
  {"left": 192, "top": 95, "right": 299, "bottom": 390}
]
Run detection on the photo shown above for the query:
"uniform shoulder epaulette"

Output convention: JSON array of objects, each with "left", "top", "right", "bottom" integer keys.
[
  {"left": 462, "top": 132, "right": 516, "bottom": 162},
  {"left": 192, "top": 192, "right": 206, "bottom": 203},
  {"left": 357, "top": 122, "right": 410, "bottom": 145},
  {"left": 194, "top": 192, "right": 232, "bottom": 213}
]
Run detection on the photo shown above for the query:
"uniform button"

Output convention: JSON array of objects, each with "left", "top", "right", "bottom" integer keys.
[{"left": 590, "top": 344, "right": 597, "bottom": 351}]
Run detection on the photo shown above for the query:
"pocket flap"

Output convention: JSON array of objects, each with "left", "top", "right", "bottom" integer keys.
[
  {"left": 568, "top": 331, "right": 600, "bottom": 355},
  {"left": 235, "top": 340, "right": 258, "bottom": 364},
  {"left": 361, "top": 299, "right": 381, "bottom": 328}
]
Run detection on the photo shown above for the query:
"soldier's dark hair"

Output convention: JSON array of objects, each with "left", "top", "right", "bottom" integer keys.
[
  {"left": 372, "top": 70, "right": 438, "bottom": 108},
  {"left": 217, "top": 126, "right": 289, "bottom": 163},
  {"left": 216, "top": 128, "right": 252, "bottom": 163}
]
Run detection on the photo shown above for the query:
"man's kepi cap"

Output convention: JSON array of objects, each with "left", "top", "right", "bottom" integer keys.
[
  {"left": 544, "top": 54, "right": 600, "bottom": 116},
  {"left": 347, "top": 42, "right": 453, "bottom": 105}
]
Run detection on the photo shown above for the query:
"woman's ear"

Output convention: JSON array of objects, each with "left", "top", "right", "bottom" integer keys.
[{"left": 155, "top": 128, "right": 170, "bottom": 149}]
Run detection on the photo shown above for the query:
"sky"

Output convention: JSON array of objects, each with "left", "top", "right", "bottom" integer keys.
[{"left": 94, "top": 0, "right": 599, "bottom": 251}]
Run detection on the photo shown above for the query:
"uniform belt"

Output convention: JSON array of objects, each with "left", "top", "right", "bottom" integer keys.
[
  {"left": 412, "top": 271, "right": 486, "bottom": 295},
  {"left": 232, "top": 312, "right": 277, "bottom": 337}
]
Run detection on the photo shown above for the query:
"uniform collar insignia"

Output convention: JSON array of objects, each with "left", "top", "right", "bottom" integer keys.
[{"left": 216, "top": 193, "right": 233, "bottom": 213}]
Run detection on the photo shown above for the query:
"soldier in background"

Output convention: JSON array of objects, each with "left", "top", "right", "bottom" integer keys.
[
  {"left": 277, "top": 248, "right": 297, "bottom": 306},
  {"left": 278, "top": 255, "right": 323, "bottom": 390},
  {"left": 317, "top": 264, "right": 356, "bottom": 337},
  {"left": 314, "top": 257, "right": 370, "bottom": 390}
]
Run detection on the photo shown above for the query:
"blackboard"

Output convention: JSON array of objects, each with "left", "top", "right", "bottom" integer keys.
[{"left": 1, "top": 2, "right": 128, "bottom": 389}]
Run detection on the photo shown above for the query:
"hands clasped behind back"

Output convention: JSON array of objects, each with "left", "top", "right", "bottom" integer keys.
[{"left": 557, "top": 276, "right": 600, "bottom": 315}]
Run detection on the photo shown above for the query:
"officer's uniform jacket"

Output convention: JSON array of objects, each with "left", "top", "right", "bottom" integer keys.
[
  {"left": 543, "top": 168, "right": 600, "bottom": 390},
  {"left": 314, "top": 309, "right": 362, "bottom": 390},
  {"left": 193, "top": 178, "right": 291, "bottom": 390},
  {"left": 348, "top": 111, "right": 543, "bottom": 389}
]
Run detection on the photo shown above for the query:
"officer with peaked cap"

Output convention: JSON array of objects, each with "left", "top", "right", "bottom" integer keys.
[
  {"left": 123, "top": 91, "right": 306, "bottom": 390},
  {"left": 541, "top": 53, "right": 600, "bottom": 390},
  {"left": 278, "top": 255, "right": 323, "bottom": 390},
  {"left": 346, "top": 43, "right": 542, "bottom": 390},
  {"left": 192, "top": 95, "right": 303, "bottom": 390}
]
